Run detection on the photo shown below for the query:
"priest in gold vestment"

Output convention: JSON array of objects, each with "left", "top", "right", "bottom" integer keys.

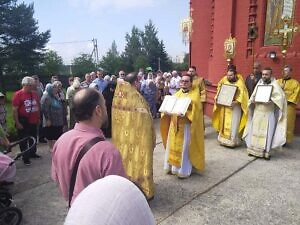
[
  {"left": 112, "top": 73, "right": 155, "bottom": 200},
  {"left": 212, "top": 68, "right": 249, "bottom": 147},
  {"left": 277, "top": 65, "right": 300, "bottom": 144},
  {"left": 188, "top": 66, "right": 206, "bottom": 103},
  {"left": 161, "top": 74, "right": 205, "bottom": 178},
  {"left": 243, "top": 67, "right": 287, "bottom": 159}
]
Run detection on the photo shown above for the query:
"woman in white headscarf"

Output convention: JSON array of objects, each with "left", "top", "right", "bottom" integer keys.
[
  {"left": 66, "top": 78, "right": 81, "bottom": 129},
  {"left": 65, "top": 175, "right": 155, "bottom": 225},
  {"left": 141, "top": 72, "right": 158, "bottom": 118},
  {"left": 41, "top": 82, "right": 64, "bottom": 150}
]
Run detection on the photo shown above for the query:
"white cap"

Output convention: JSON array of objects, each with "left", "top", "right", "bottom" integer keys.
[{"left": 65, "top": 175, "right": 155, "bottom": 225}]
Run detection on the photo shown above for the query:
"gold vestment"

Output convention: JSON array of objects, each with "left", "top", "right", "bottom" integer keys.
[
  {"left": 160, "top": 88, "right": 205, "bottom": 172},
  {"left": 192, "top": 75, "right": 206, "bottom": 102},
  {"left": 212, "top": 74, "right": 249, "bottom": 147},
  {"left": 112, "top": 81, "right": 155, "bottom": 199},
  {"left": 277, "top": 78, "right": 300, "bottom": 144}
]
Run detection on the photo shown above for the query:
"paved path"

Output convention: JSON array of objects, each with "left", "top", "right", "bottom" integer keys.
[{"left": 6, "top": 117, "right": 300, "bottom": 225}]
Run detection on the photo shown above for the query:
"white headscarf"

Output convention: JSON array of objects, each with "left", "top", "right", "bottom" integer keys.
[{"left": 64, "top": 175, "right": 155, "bottom": 225}]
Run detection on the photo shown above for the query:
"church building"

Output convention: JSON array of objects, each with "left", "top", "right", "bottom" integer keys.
[{"left": 189, "top": 0, "right": 300, "bottom": 133}]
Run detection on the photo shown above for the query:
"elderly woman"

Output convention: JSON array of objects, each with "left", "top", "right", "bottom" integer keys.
[
  {"left": 66, "top": 78, "right": 81, "bottom": 129},
  {"left": 41, "top": 83, "right": 64, "bottom": 150},
  {"left": 141, "top": 72, "right": 158, "bottom": 118}
]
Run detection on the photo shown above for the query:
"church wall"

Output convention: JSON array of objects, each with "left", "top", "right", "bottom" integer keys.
[{"left": 191, "top": 0, "right": 300, "bottom": 134}]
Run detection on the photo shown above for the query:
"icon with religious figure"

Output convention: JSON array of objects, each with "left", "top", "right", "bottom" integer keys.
[
  {"left": 264, "top": 0, "right": 296, "bottom": 45},
  {"left": 224, "top": 35, "right": 236, "bottom": 64},
  {"left": 180, "top": 16, "right": 193, "bottom": 45}
]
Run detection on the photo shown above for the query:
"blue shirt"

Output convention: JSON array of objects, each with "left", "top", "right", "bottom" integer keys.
[{"left": 92, "top": 78, "right": 108, "bottom": 93}]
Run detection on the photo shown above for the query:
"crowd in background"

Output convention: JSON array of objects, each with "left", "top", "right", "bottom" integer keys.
[{"left": 0, "top": 67, "right": 185, "bottom": 165}]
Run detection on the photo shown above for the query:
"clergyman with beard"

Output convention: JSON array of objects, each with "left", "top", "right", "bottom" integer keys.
[
  {"left": 212, "top": 66, "right": 249, "bottom": 148},
  {"left": 243, "top": 67, "right": 287, "bottom": 160},
  {"left": 51, "top": 88, "right": 126, "bottom": 205}
]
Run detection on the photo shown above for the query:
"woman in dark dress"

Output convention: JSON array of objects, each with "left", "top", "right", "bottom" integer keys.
[
  {"left": 102, "top": 81, "right": 117, "bottom": 138},
  {"left": 41, "top": 82, "right": 64, "bottom": 151}
]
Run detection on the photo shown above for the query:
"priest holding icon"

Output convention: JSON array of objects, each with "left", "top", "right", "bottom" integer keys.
[
  {"left": 212, "top": 66, "right": 249, "bottom": 148},
  {"left": 243, "top": 67, "right": 287, "bottom": 159},
  {"left": 160, "top": 74, "right": 205, "bottom": 179}
]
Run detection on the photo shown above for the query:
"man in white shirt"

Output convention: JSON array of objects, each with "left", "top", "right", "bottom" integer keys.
[{"left": 169, "top": 70, "right": 181, "bottom": 95}]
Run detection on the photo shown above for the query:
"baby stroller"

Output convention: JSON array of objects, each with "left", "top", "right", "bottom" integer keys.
[{"left": 0, "top": 136, "right": 36, "bottom": 225}]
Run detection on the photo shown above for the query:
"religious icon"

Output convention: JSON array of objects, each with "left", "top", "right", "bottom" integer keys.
[
  {"left": 248, "top": 24, "right": 258, "bottom": 40},
  {"left": 216, "top": 84, "right": 237, "bottom": 107},
  {"left": 180, "top": 16, "right": 193, "bottom": 45},
  {"left": 254, "top": 85, "right": 273, "bottom": 103},
  {"left": 264, "top": 0, "right": 296, "bottom": 46},
  {"left": 224, "top": 34, "right": 236, "bottom": 63}
]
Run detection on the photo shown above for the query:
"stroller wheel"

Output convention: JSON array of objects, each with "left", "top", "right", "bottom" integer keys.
[
  {"left": 0, "top": 207, "right": 22, "bottom": 225},
  {"left": 0, "top": 190, "right": 12, "bottom": 208}
]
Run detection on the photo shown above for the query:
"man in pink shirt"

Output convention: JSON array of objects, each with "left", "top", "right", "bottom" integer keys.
[{"left": 52, "top": 88, "right": 126, "bottom": 205}]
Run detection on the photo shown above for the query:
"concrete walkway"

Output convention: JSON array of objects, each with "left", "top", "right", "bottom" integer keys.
[{"left": 6, "top": 117, "right": 300, "bottom": 225}]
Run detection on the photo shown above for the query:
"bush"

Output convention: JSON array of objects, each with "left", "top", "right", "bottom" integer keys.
[{"left": 5, "top": 91, "right": 18, "bottom": 141}]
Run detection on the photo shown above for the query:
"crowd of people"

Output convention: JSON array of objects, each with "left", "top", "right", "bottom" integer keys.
[
  {"left": 0, "top": 67, "right": 188, "bottom": 163},
  {"left": 0, "top": 63, "right": 298, "bottom": 224}
]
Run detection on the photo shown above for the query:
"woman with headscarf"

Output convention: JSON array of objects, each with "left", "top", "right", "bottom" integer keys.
[
  {"left": 141, "top": 72, "right": 158, "bottom": 118},
  {"left": 102, "top": 81, "right": 117, "bottom": 138},
  {"left": 64, "top": 175, "right": 155, "bottom": 225},
  {"left": 41, "top": 83, "right": 64, "bottom": 150},
  {"left": 66, "top": 78, "right": 81, "bottom": 129}
]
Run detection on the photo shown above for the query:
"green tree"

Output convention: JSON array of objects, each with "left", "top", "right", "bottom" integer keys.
[
  {"left": 133, "top": 55, "right": 148, "bottom": 72},
  {"left": 121, "top": 26, "right": 144, "bottom": 72},
  {"left": 99, "top": 41, "right": 122, "bottom": 74},
  {"left": 142, "top": 20, "right": 171, "bottom": 72},
  {"left": 158, "top": 40, "right": 172, "bottom": 71},
  {"left": 0, "top": 0, "right": 50, "bottom": 91},
  {"left": 40, "top": 50, "right": 64, "bottom": 76},
  {"left": 72, "top": 53, "right": 96, "bottom": 77}
]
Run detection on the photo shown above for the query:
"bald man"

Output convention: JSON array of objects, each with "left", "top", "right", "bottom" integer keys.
[{"left": 52, "top": 88, "right": 126, "bottom": 205}]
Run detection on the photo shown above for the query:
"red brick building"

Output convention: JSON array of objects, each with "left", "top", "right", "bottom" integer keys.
[{"left": 190, "top": 0, "right": 300, "bottom": 134}]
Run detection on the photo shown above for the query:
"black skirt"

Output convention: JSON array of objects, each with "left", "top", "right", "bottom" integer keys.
[{"left": 44, "top": 126, "right": 63, "bottom": 140}]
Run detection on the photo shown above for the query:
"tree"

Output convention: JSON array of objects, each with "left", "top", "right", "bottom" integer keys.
[
  {"left": 99, "top": 41, "right": 122, "bottom": 74},
  {"left": 72, "top": 53, "right": 96, "bottom": 77},
  {"left": 0, "top": 1, "right": 50, "bottom": 91},
  {"left": 40, "top": 50, "right": 64, "bottom": 76},
  {"left": 141, "top": 20, "right": 171, "bottom": 72},
  {"left": 121, "top": 26, "right": 144, "bottom": 72},
  {"left": 133, "top": 55, "right": 148, "bottom": 72},
  {"left": 158, "top": 40, "right": 172, "bottom": 71}
]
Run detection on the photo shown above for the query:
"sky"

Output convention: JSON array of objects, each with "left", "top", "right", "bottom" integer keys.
[{"left": 22, "top": 0, "right": 189, "bottom": 64}]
